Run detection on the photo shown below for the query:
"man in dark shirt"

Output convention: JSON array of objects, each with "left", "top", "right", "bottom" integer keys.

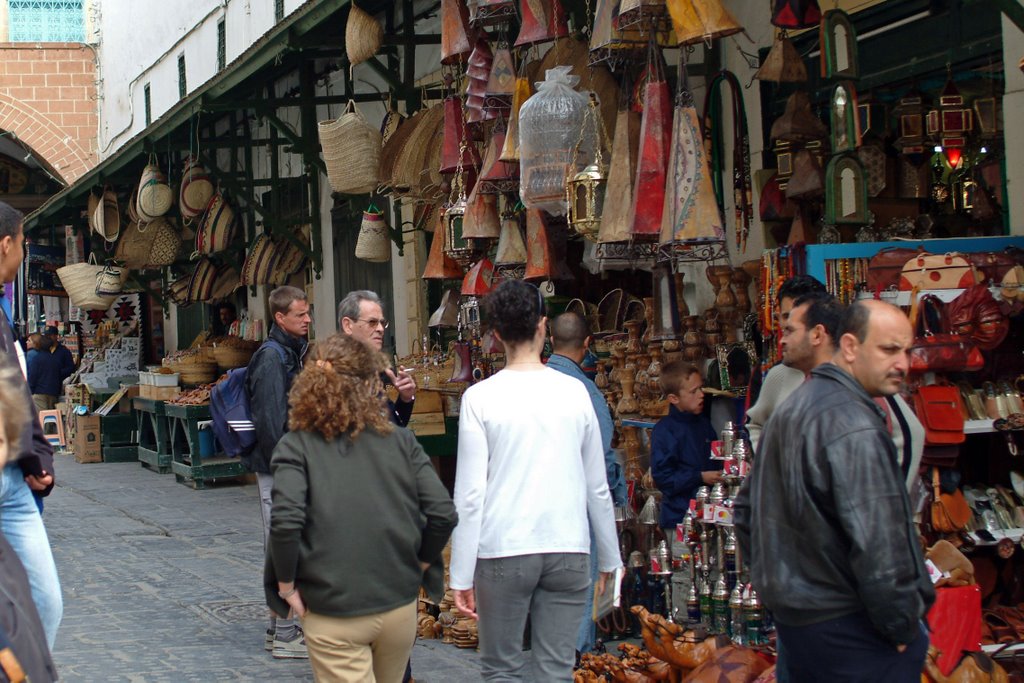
[
  {"left": 42, "top": 326, "right": 74, "bottom": 387},
  {"left": 27, "top": 335, "right": 62, "bottom": 411}
]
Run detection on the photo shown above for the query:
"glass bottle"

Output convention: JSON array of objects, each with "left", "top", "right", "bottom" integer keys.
[
  {"left": 712, "top": 574, "right": 730, "bottom": 634},
  {"left": 699, "top": 568, "right": 713, "bottom": 628},
  {"left": 686, "top": 580, "right": 701, "bottom": 623},
  {"left": 729, "top": 583, "right": 745, "bottom": 644},
  {"left": 744, "top": 585, "right": 764, "bottom": 645}
]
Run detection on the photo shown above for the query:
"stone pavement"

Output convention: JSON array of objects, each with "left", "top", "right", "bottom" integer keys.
[{"left": 44, "top": 453, "right": 483, "bottom": 682}]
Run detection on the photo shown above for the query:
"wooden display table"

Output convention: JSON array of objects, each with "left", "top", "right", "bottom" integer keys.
[
  {"left": 133, "top": 397, "right": 172, "bottom": 473},
  {"left": 164, "top": 403, "right": 247, "bottom": 489}
]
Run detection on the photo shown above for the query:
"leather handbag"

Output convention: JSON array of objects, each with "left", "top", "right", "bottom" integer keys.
[
  {"left": 967, "top": 251, "right": 1018, "bottom": 284},
  {"left": 946, "top": 284, "right": 1010, "bottom": 351},
  {"left": 920, "top": 444, "right": 960, "bottom": 468},
  {"left": 899, "top": 252, "right": 977, "bottom": 291},
  {"left": 930, "top": 467, "right": 972, "bottom": 533},
  {"left": 914, "top": 384, "right": 966, "bottom": 446},
  {"left": 908, "top": 294, "right": 984, "bottom": 374},
  {"left": 867, "top": 246, "right": 922, "bottom": 290}
]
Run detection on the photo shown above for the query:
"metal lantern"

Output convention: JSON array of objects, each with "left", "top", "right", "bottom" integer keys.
[
  {"left": 893, "top": 93, "right": 926, "bottom": 155},
  {"left": 567, "top": 162, "right": 606, "bottom": 241},
  {"left": 443, "top": 196, "right": 477, "bottom": 269},
  {"left": 927, "top": 78, "right": 973, "bottom": 169}
]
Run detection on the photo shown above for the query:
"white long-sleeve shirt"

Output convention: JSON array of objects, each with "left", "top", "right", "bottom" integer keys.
[{"left": 449, "top": 367, "right": 621, "bottom": 590}]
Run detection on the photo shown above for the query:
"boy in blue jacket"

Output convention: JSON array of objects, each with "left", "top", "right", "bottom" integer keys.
[{"left": 650, "top": 361, "right": 720, "bottom": 533}]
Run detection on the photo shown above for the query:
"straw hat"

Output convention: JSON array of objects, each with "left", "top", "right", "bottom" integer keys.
[{"left": 93, "top": 187, "right": 120, "bottom": 242}]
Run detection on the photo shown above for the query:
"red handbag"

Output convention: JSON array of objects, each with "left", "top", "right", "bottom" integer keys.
[
  {"left": 867, "top": 246, "right": 923, "bottom": 290},
  {"left": 914, "top": 385, "right": 966, "bottom": 446},
  {"left": 908, "top": 294, "right": 984, "bottom": 374},
  {"left": 899, "top": 252, "right": 977, "bottom": 291}
]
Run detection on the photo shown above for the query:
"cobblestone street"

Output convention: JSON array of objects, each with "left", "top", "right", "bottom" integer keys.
[{"left": 45, "top": 454, "right": 483, "bottom": 682}]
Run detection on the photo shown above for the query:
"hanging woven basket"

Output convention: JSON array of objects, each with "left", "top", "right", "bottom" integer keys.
[
  {"left": 196, "top": 193, "right": 236, "bottom": 255},
  {"left": 355, "top": 207, "right": 392, "bottom": 262},
  {"left": 137, "top": 163, "right": 175, "bottom": 220},
  {"left": 92, "top": 187, "right": 120, "bottom": 242},
  {"left": 318, "top": 100, "right": 382, "bottom": 194},
  {"left": 240, "top": 234, "right": 281, "bottom": 287},
  {"left": 114, "top": 220, "right": 152, "bottom": 269},
  {"left": 57, "top": 255, "right": 118, "bottom": 311},
  {"left": 144, "top": 217, "right": 183, "bottom": 268},
  {"left": 95, "top": 262, "right": 127, "bottom": 297},
  {"left": 345, "top": 5, "right": 383, "bottom": 70},
  {"left": 179, "top": 157, "right": 215, "bottom": 220}
]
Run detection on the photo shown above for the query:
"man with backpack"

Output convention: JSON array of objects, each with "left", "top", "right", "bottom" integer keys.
[{"left": 245, "top": 285, "right": 310, "bottom": 659}]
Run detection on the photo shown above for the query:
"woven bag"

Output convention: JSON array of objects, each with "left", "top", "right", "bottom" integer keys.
[
  {"left": 209, "top": 266, "right": 240, "bottom": 301},
  {"left": 197, "top": 193, "right": 236, "bottom": 254},
  {"left": 179, "top": 157, "right": 214, "bottom": 220},
  {"left": 95, "top": 262, "right": 127, "bottom": 297},
  {"left": 93, "top": 187, "right": 120, "bottom": 242},
  {"left": 143, "top": 217, "right": 182, "bottom": 268},
  {"left": 318, "top": 100, "right": 382, "bottom": 194},
  {"left": 379, "top": 107, "right": 424, "bottom": 192},
  {"left": 269, "top": 230, "right": 309, "bottom": 285},
  {"left": 355, "top": 208, "right": 391, "bottom": 262},
  {"left": 393, "top": 103, "right": 444, "bottom": 194},
  {"left": 137, "top": 163, "right": 174, "bottom": 220},
  {"left": 345, "top": 5, "right": 383, "bottom": 70},
  {"left": 167, "top": 276, "right": 191, "bottom": 306},
  {"left": 57, "top": 254, "right": 117, "bottom": 310}
]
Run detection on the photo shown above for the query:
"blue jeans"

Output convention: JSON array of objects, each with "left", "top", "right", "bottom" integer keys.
[
  {"left": 1, "top": 463, "right": 62, "bottom": 648},
  {"left": 576, "top": 529, "right": 599, "bottom": 653}
]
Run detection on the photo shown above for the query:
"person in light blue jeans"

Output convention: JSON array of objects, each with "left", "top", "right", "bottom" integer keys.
[{"left": 1, "top": 462, "right": 62, "bottom": 647}]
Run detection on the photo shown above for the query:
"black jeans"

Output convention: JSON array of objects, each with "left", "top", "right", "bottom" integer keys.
[{"left": 776, "top": 611, "right": 928, "bottom": 683}]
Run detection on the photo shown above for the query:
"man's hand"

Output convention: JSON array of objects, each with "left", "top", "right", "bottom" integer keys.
[
  {"left": 701, "top": 470, "right": 723, "bottom": 485},
  {"left": 25, "top": 472, "right": 53, "bottom": 491},
  {"left": 453, "top": 588, "right": 478, "bottom": 620},
  {"left": 595, "top": 570, "right": 615, "bottom": 597},
  {"left": 278, "top": 582, "right": 307, "bottom": 618},
  {"left": 386, "top": 367, "right": 417, "bottom": 403}
]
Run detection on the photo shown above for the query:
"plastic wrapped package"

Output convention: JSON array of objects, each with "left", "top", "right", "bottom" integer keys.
[{"left": 518, "top": 66, "right": 594, "bottom": 215}]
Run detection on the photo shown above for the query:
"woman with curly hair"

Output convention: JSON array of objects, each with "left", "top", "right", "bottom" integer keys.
[
  {"left": 264, "top": 334, "right": 457, "bottom": 682},
  {"left": 450, "top": 280, "right": 622, "bottom": 681}
]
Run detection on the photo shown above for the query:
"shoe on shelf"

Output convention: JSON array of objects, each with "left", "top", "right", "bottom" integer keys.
[
  {"left": 272, "top": 635, "right": 309, "bottom": 660},
  {"left": 958, "top": 382, "right": 987, "bottom": 420},
  {"left": 984, "top": 382, "right": 1008, "bottom": 420},
  {"left": 999, "top": 381, "right": 1024, "bottom": 415}
]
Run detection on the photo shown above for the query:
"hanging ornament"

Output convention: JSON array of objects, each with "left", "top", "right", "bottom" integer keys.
[
  {"left": 478, "top": 124, "right": 519, "bottom": 192},
  {"left": 495, "top": 205, "right": 528, "bottom": 265},
  {"left": 769, "top": 91, "right": 828, "bottom": 144},
  {"left": 771, "top": 0, "right": 821, "bottom": 29},
  {"left": 524, "top": 210, "right": 572, "bottom": 280},
  {"left": 486, "top": 48, "right": 516, "bottom": 98},
  {"left": 440, "top": 95, "right": 482, "bottom": 174},
  {"left": 590, "top": 0, "right": 647, "bottom": 52},
  {"left": 629, "top": 57, "right": 672, "bottom": 238},
  {"left": 461, "top": 257, "right": 495, "bottom": 296},
  {"left": 465, "top": 39, "right": 493, "bottom": 124},
  {"left": 462, "top": 185, "right": 502, "bottom": 239},
  {"left": 500, "top": 74, "right": 531, "bottom": 162}
]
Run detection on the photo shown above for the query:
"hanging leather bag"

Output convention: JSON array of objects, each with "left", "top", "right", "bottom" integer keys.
[
  {"left": 908, "top": 293, "right": 984, "bottom": 374},
  {"left": 914, "top": 384, "right": 966, "bottom": 446},
  {"left": 867, "top": 246, "right": 923, "bottom": 290},
  {"left": 930, "top": 467, "right": 972, "bottom": 533},
  {"left": 899, "top": 252, "right": 977, "bottom": 291}
]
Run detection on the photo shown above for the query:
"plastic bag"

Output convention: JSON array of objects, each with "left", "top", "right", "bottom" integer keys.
[{"left": 518, "top": 66, "right": 593, "bottom": 215}]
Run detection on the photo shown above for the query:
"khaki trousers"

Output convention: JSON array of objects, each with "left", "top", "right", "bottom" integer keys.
[{"left": 301, "top": 600, "right": 417, "bottom": 683}]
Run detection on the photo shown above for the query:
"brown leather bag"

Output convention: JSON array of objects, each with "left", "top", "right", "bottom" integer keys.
[
  {"left": 867, "top": 246, "right": 922, "bottom": 290},
  {"left": 930, "top": 467, "right": 972, "bottom": 534},
  {"left": 967, "top": 251, "right": 1019, "bottom": 284}
]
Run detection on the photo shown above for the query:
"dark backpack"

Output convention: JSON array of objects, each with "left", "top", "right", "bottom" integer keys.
[{"left": 209, "top": 340, "right": 287, "bottom": 458}]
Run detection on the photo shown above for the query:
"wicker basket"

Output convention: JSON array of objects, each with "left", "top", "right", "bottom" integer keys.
[
  {"left": 240, "top": 234, "right": 280, "bottom": 287},
  {"left": 346, "top": 4, "right": 383, "bottom": 70},
  {"left": 92, "top": 187, "right": 120, "bottom": 242},
  {"left": 175, "top": 362, "right": 219, "bottom": 386},
  {"left": 144, "top": 217, "right": 182, "bottom": 268},
  {"left": 212, "top": 345, "right": 255, "bottom": 371},
  {"left": 179, "top": 157, "right": 214, "bottom": 220},
  {"left": 137, "top": 163, "right": 174, "bottom": 220},
  {"left": 57, "top": 256, "right": 117, "bottom": 311},
  {"left": 196, "top": 193, "right": 236, "bottom": 254},
  {"left": 392, "top": 103, "right": 444, "bottom": 195},
  {"left": 114, "top": 220, "right": 151, "bottom": 269},
  {"left": 319, "top": 100, "right": 382, "bottom": 194},
  {"left": 379, "top": 107, "right": 424, "bottom": 192},
  {"left": 355, "top": 209, "right": 391, "bottom": 262}
]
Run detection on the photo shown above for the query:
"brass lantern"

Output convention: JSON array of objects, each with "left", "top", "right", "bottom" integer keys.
[
  {"left": 443, "top": 196, "right": 477, "bottom": 269},
  {"left": 567, "top": 161, "right": 606, "bottom": 241},
  {"left": 927, "top": 78, "right": 973, "bottom": 169}
]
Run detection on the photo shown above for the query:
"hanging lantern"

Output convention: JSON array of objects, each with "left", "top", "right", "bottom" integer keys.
[
  {"left": 755, "top": 32, "right": 807, "bottom": 83},
  {"left": 598, "top": 108, "right": 641, "bottom": 244},
  {"left": 893, "top": 93, "right": 926, "bottom": 156},
  {"left": 471, "top": 0, "right": 516, "bottom": 26},
  {"left": 443, "top": 195, "right": 478, "bottom": 269},
  {"left": 771, "top": 0, "right": 821, "bottom": 29},
  {"left": 927, "top": 78, "right": 973, "bottom": 169},
  {"left": 422, "top": 221, "right": 464, "bottom": 280},
  {"left": 486, "top": 48, "right": 516, "bottom": 98},
  {"left": 495, "top": 208, "right": 528, "bottom": 265},
  {"left": 524, "top": 210, "right": 573, "bottom": 280},
  {"left": 500, "top": 75, "right": 531, "bottom": 162},
  {"left": 462, "top": 257, "right": 495, "bottom": 296},
  {"left": 478, "top": 126, "right": 519, "bottom": 191},
  {"left": 629, "top": 75, "right": 672, "bottom": 238},
  {"left": 819, "top": 10, "right": 859, "bottom": 80},
  {"left": 665, "top": 0, "right": 743, "bottom": 47},
  {"left": 428, "top": 289, "right": 460, "bottom": 327},
  {"left": 441, "top": 0, "right": 475, "bottom": 64},
  {"left": 769, "top": 91, "right": 828, "bottom": 144},
  {"left": 462, "top": 186, "right": 501, "bottom": 239},
  {"left": 567, "top": 162, "right": 606, "bottom": 241},
  {"left": 440, "top": 95, "right": 482, "bottom": 175},
  {"left": 973, "top": 97, "right": 998, "bottom": 139},
  {"left": 515, "top": 0, "right": 569, "bottom": 48},
  {"left": 591, "top": 0, "right": 647, "bottom": 52}
]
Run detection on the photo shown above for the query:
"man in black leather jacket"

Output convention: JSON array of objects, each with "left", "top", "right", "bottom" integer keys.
[
  {"left": 246, "top": 285, "right": 310, "bottom": 659},
  {"left": 735, "top": 300, "right": 933, "bottom": 682}
]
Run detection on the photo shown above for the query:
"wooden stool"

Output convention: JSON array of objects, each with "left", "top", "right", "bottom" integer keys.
[{"left": 38, "top": 410, "right": 66, "bottom": 449}]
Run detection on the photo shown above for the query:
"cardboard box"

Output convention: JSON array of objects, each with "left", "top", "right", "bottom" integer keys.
[{"left": 73, "top": 414, "right": 102, "bottom": 463}]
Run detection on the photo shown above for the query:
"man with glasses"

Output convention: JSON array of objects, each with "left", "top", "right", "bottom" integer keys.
[
  {"left": 337, "top": 290, "right": 416, "bottom": 427},
  {"left": 247, "top": 285, "right": 311, "bottom": 659}
]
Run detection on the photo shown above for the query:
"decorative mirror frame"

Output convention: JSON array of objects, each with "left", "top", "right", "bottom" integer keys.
[
  {"left": 715, "top": 341, "right": 757, "bottom": 396},
  {"left": 825, "top": 153, "right": 869, "bottom": 224},
  {"left": 820, "top": 10, "right": 859, "bottom": 80},
  {"left": 829, "top": 81, "right": 861, "bottom": 154}
]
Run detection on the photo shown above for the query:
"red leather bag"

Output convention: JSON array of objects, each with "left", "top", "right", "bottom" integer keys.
[
  {"left": 946, "top": 284, "right": 1010, "bottom": 350},
  {"left": 914, "top": 386, "right": 966, "bottom": 446},
  {"left": 967, "top": 251, "right": 1018, "bottom": 284},
  {"left": 867, "top": 247, "right": 922, "bottom": 290},
  {"left": 908, "top": 294, "right": 984, "bottom": 374}
]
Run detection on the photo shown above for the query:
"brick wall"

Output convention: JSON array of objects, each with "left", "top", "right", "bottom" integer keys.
[{"left": 0, "top": 42, "right": 97, "bottom": 184}]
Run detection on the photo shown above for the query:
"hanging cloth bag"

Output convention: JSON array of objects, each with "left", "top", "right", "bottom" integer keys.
[
  {"left": 355, "top": 205, "right": 392, "bottom": 263},
  {"left": 57, "top": 254, "right": 117, "bottom": 311},
  {"left": 318, "top": 100, "right": 382, "bottom": 194}
]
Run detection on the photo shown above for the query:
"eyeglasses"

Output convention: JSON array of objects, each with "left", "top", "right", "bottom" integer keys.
[{"left": 356, "top": 317, "right": 389, "bottom": 329}]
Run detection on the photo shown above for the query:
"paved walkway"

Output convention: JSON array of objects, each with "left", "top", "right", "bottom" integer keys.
[{"left": 45, "top": 453, "right": 483, "bottom": 682}]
